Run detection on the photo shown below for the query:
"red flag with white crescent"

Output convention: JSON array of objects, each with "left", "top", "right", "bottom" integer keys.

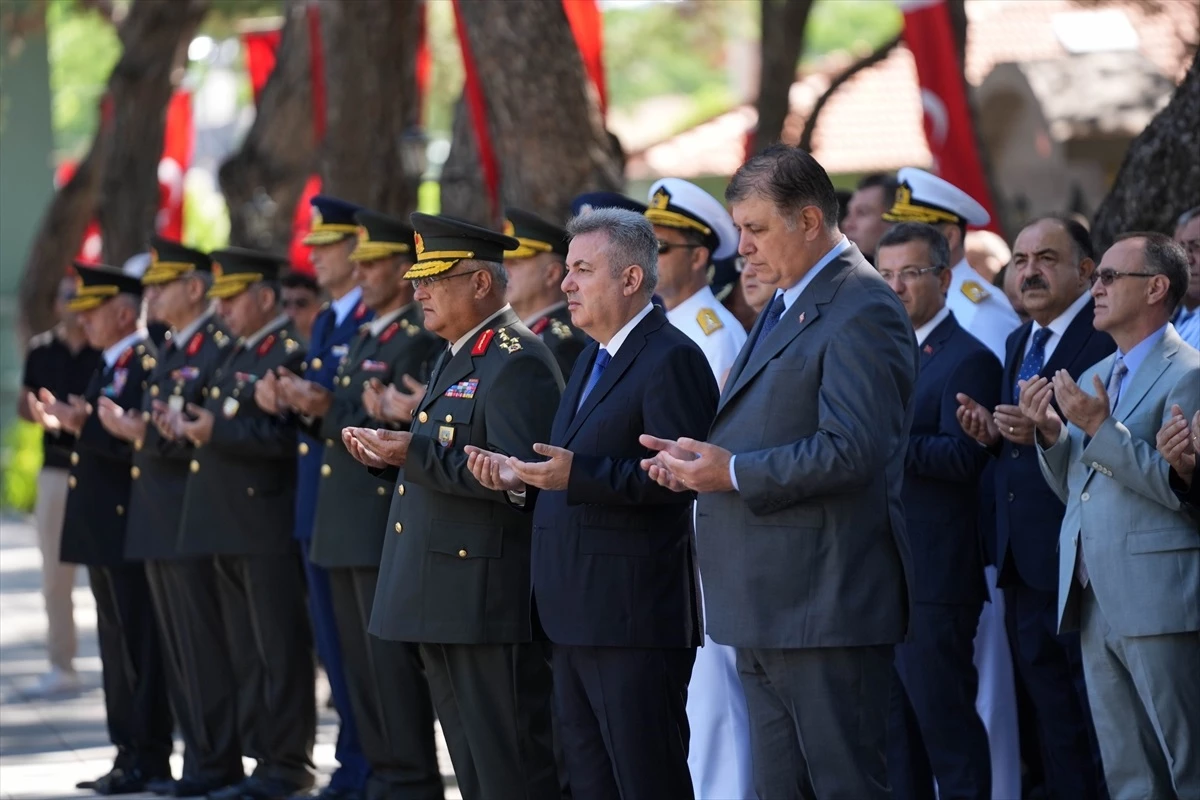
[
  {"left": 899, "top": 0, "right": 998, "bottom": 231},
  {"left": 157, "top": 89, "right": 192, "bottom": 241}
]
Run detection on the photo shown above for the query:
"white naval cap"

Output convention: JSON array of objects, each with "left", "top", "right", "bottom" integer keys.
[
  {"left": 645, "top": 178, "right": 739, "bottom": 261},
  {"left": 883, "top": 167, "right": 990, "bottom": 227}
]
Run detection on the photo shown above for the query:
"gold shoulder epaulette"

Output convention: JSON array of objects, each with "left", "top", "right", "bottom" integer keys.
[
  {"left": 496, "top": 327, "right": 523, "bottom": 354},
  {"left": 550, "top": 319, "right": 573, "bottom": 340},
  {"left": 697, "top": 308, "right": 724, "bottom": 335},
  {"left": 961, "top": 280, "right": 989, "bottom": 304}
]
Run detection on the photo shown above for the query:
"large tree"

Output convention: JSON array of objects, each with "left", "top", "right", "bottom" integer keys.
[
  {"left": 19, "top": 0, "right": 208, "bottom": 338},
  {"left": 750, "top": 0, "right": 816, "bottom": 155},
  {"left": 1092, "top": 50, "right": 1200, "bottom": 251}
]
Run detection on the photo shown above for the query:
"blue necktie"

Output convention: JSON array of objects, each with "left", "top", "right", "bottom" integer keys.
[
  {"left": 1014, "top": 327, "right": 1052, "bottom": 398},
  {"left": 577, "top": 348, "right": 611, "bottom": 410},
  {"left": 752, "top": 294, "right": 787, "bottom": 353}
]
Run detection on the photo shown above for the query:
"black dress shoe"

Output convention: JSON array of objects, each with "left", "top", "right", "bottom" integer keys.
[
  {"left": 89, "top": 766, "right": 169, "bottom": 795},
  {"left": 308, "top": 788, "right": 364, "bottom": 800},
  {"left": 147, "top": 776, "right": 177, "bottom": 794},
  {"left": 173, "top": 776, "right": 244, "bottom": 797},
  {"left": 207, "top": 781, "right": 250, "bottom": 800}
]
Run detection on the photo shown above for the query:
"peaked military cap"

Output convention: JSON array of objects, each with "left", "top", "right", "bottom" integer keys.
[
  {"left": 883, "top": 167, "right": 990, "bottom": 227},
  {"left": 503, "top": 208, "right": 569, "bottom": 259},
  {"left": 405, "top": 212, "right": 520, "bottom": 280},
  {"left": 68, "top": 263, "right": 144, "bottom": 312},
  {"left": 570, "top": 191, "right": 647, "bottom": 217},
  {"left": 142, "top": 236, "right": 213, "bottom": 286},
  {"left": 208, "top": 247, "right": 289, "bottom": 299},
  {"left": 645, "top": 178, "right": 738, "bottom": 260},
  {"left": 351, "top": 210, "right": 416, "bottom": 262},
  {"left": 303, "top": 195, "right": 363, "bottom": 246}
]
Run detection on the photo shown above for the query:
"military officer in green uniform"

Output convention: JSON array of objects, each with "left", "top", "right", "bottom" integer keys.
[
  {"left": 273, "top": 210, "right": 444, "bottom": 799},
  {"left": 342, "top": 213, "right": 564, "bottom": 800},
  {"left": 29, "top": 264, "right": 174, "bottom": 794},
  {"left": 504, "top": 208, "right": 589, "bottom": 378},
  {"left": 172, "top": 248, "right": 316, "bottom": 800},
  {"left": 96, "top": 238, "right": 244, "bottom": 796}
]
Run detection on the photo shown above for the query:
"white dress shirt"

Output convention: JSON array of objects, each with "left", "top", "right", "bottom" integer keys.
[
  {"left": 1023, "top": 289, "right": 1092, "bottom": 362},
  {"left": 331, "top": 286, "right": 364, "bottom": 326},
  {"left": 914, "top": 306, "right": 952, "bottom": 347},
  {"left": 102, "top": 330, "right": 147, "bottom": 368}
]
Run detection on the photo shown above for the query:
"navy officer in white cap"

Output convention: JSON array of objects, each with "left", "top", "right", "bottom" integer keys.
[
  {"left": 645, "top": 178, "right": 748, "bottom": 387},
  {"left": 884, "top": 168, "right": 1020, "bottom": 359},
  {"left": 646, "top": 177, "right": 755, "bottom": 799}
]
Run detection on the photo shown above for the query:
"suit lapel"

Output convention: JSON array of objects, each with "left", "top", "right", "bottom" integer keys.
[
  {"left": 1114, "top": 329, "right": 1180, "bottom": 420},
  {"left": 920, "top": 314, "right": 959, "bottom": 369},
  {"left": 1044, "top": 298, "right": 1097, "bottom": 377},
  {"left": 1002, "top": 322, "right": 1031, "bottom": 404},
  {"left": 418, "top": 308, "right": 518, "bottom": 412},
  {"left": 553, "top": 341, "right": 596, "bottom": 443}
]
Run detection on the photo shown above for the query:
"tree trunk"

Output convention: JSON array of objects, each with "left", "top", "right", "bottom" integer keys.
[
  {"left": 97, "top": 0, "right": 209, "bottom": 266},
  {"left": 752, "top": 0, "right": 816, "bottom": 156},
  {"left": 453, "top": 0, "right": 620, "bottom": 225},
  {"left": 17, "top": 0, "right": 208, "bottom": 339},
  {"left": 317, "top": 0, "right": 422, "bottom": 217},
  {"left": 439, "top": 94, "right": 491, "bottom": 225},
  {"left": 218, "top": 0, "right": 316, "bottom": 251},
  {"left": 1092, "top": 51, "right": 1200, "bottom": 252}
]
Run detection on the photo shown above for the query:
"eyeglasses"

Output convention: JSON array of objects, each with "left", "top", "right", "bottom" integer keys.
[
  {"left": 877, "top": 267, "right": 941, "bottom": 283},
  {"left": 282, "top": 297, "right": 313, "bottom": 310},
  {"left": 410, "top": 269, "right": 483, "bottom": 290},
  {"left": 1090, "top": 268, "right": 1157, "bottom": 287},
  {"left": 657, "top": 241, "right": 703, "bottom": 256}
]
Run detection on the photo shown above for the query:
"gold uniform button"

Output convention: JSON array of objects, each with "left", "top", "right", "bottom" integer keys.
[
  {"left": 150, "top": 385, "right": 159, "bottom": 397},
  {"left": 457, "top": 549, "right": 468, "bottom": 559},
  {"left": 397, "top": 484, "right": 405, "bottom": 496},
  {"left": 130, "top": 466, "right": 140, "bottom": 480},
  {"left": 142, "top": 411, "right": 151, "bottom": 422},
  {"left": 312, "top": 358, "right": 323, "bottom": 370},
  {"left": 68, "top": 475, "right": 77, "bottom": 489},
  {"left": 418, "top": 412, "right": 428, "bottom": 423},
  {"left": 341, "top": 376, "right": 351, "bottom": 387},
  {"left": 445, "top": 414, "right": 453, "bottom": 423},
  {"left": 298, "top": 442, "right": 309, "bottom": 456},
  {"left": 376, "top": 486, "right": 387, "bottom": 496},
  {"left": 190, "top": 460, "right": 200, "bottom": 473},
  {"left": 395, "top": 523, "right": 403, "bottom": 534},
  {"left": 116, "top": 505, "right": 124, "bottom": 516},
  {"left": 70, "top": 452, "right": 79, "bottom": 466},
  {"left": 134, "top": 439, "right": 143, "bottom": 451},
  {"left": 325, "top": 439, "right": 334, "bottom": 447},
  {"left": 321, "top": 464, "right": 332, "bottom": 477},
  {"left": 211, "top": 387, "right": 221, "bottom": 399},
  {"left": 247, "top": 487, "right": 255, "bottom": 497}
]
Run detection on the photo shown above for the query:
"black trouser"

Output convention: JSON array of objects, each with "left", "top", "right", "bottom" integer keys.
[
  {"left": 419, "top": 641, "right": 558, "bottom": 800},
  {"left": 328, "top": 567, "right": 442, "bottom": 800},
  {"left": 889, "top": 601, "right": 991, "bottom": 800},
  {"left": 148, "top": 558, "right": 244, "bottom": 785},
  {"left": 552, "top": 644, "right": 696, "bottom": 800},
  {"left": 213, "top": 552, "right": 316, "bottom": 789},
  {"left": 87, "top": 563, "right": 174, "bottom": 776}
]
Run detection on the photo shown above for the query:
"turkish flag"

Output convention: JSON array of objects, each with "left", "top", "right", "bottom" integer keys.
[
  {"left": 563, "top": 0, "right": 606, "bottom": 116},
  {"left": 157, "top": 89, "right": 193, "bottom": 241},
  {"left": 899, "top": 0, "right": 998, "bottom": 231},
  {"left": 243, "top": 29, "right": 281, "bottom": 106}
]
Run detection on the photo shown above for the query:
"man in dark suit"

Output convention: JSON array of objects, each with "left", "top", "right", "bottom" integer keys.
[
  {"left": 286, "top": 210, "right": 444, "bottom": 800},
  {"left": 95, "top": 239, "right": 243, "bottom": 796},
  {"left": 957, "top": 216, "right": 1114, "bottom": 799},
  {"left": 173, "top": 248, "right": 316, "bottom": 800},
  {"left": 29, "top": 264, "right": 174, "bottom": 794},
  {"left": 465, "top": 208, "right": 719, "bottom": 798},
  {"left": 642, "top": 145, "right": 918, "bottom": 800},
  {"left": 342, "top": 213, "right": 563, "bottom": 800},
  {"left": 504, "top": 208, "right": 589, "bottom": 378},
  {"left": 877, "top": 223, "right": 1000, "bottom": 800}
]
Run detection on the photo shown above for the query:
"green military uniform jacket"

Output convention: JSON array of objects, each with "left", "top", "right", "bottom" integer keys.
[
  {"left": 177, "top": 314, "right": 305, "bottom": 557},
  {"left": 125, "top": 314, "right": 232, "bottom": 561},
  {"left": 367, "top": 307, "right": 563, "bottom": 644},
  {"left": 61, "top": 336, "right": 154, "bottom": 567},
  {"left": 310, "top": 303, "right": 441, "bottom": 569},
  {"left": 528, "top": 302, "right": 588, "bottom": 381}
]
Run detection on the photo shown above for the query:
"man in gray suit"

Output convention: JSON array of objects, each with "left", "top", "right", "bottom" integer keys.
[
  {"left": 1021, "top": 232, "right": 1200, "bottom": 800},
  {"left": 643, "top": 144, "right": 918, "bottom": 800}
]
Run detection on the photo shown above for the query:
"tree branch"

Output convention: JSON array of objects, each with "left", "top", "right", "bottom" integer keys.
[
  {"left": 751, "top": 0, "right": 816, "bottom": 156},
  {"left": 798, "top": 32, "right": 902, "bottom": 153}
]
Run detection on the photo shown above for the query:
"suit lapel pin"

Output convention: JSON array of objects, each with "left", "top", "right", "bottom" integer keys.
[
  {"left": 797, "top": 312, "right": 805, "bottom": 324},
  {"left": 923, "top": 344, "right": 933, "bottom": 354}
]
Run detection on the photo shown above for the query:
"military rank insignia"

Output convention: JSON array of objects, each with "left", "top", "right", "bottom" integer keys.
[
  {"left": 222, "top": 397, "right": 240, "bottom": 418},
  {"left": 444, "top": 378, "right": 479, "bottom": 399},
  {"left": 696, "top": 308, "right": 724, "bottom": 336},
  {"left": 961, "top": 280, "right": 990, "bottom": 304},
  {"left": 437, "top": 425, "right": 455, "bottom": 447},
  {"left": 379, "top": 322, "right": 400, "bottom": 343},
  {"left": 550, "top": 320, "right": 573, "bottom": 340},
  {"left": 186, "top": 332, "right": 204, "bottom": 357},
  {"left": 472, "top": 329, "right": 495, "bottom": 355},
  {"left": 257, "top": 334, "right": 276, "bottom": 356},
  {"left": 496, "top": 328, "right": 522, "bottom": 354},
  {"left": 141, "top": 354, "right": 157, "bottom": 371}
]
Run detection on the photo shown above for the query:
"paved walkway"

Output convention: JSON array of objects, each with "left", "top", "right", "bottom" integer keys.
[{"left": 0, "top": 515, "right": 459, "bottom": 799}]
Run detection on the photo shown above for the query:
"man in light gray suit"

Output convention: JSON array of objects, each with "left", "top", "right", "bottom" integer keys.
[
  {"left": 642, "top": 144, "right": 918, "bottom": 800},
  {"left": 1021, "top": 232, "right": 1200, "bottom": 800}
]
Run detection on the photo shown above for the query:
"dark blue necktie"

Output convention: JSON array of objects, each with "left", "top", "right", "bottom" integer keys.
[
  {"left": 1014, "top": 327, "right": 1052, "bottom": 398},
  {"left": 577, "top": 348, "right": 611, "bottom": 409},
  {"left": 752, "top": 294, "right": 787, "bottom": 353}
]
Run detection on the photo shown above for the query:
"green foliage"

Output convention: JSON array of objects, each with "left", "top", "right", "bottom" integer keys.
[
  {"left": 1, "top": 419, "right": 43, "bottom": 513},
  {"left": 182, "top": 174, "right": 230, "bottom": 252},
  {"left": 803, "top": 0, "right": 902, "bottom": 64},
  {"left": 46, "top": 0, "right": 120, "bottom": 158}
]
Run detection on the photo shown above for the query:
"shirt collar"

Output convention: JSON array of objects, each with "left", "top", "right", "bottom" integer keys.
[
  {"left": 173, "top": 310, "right": 214, "bottom": 346},
  {"left": 522, "top": 300, "right": 568, "bottom": 327},
  {"left": 914, "top": 306, "right": 952, "bottom": 346},
  {"left": 331, "top": 286, "right": 363, "bottom": 326},
  {"left": 776, "top": 235, "right": 851, "bottom": 311},
  {"left": 1116, "top": 323, "right": 1168, "bottom": 379},
  {"left": 451, "top": 304, "right": 512, "bottom": 356},
  {"left": 242, "top": 313, "right": 290, "bottom": 350},
  {"left": 367, "top": 302, "right": 416, "bottom": 337},
  {"left": 1031, "top": 289, "right": 1091, "bottom": 342},
  {"left": 600, "top": 303, "right": 654, "bottom": 356},
  {"left": 102, "top": 330, "right": 146, "bottom": 369}
]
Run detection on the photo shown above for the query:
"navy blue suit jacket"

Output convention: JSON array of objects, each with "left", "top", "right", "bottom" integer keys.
[
  {"left": 904, "top": 313, "right": 1000, "bottom": 605},
  {"left": 992, "top": 299, "right": 1114, "bottom": 591},
  {"left": 530, "top": 307, "right": 718, "bottom": 648},
  {"left": 294, "top": 298, "right": 373, "bottom": 541}
]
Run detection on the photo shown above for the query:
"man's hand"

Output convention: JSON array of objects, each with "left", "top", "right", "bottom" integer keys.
[
  {"left": 1156, "top": 404, "right": 1196, "bottom": 487},
  {"left": 32, "top": 389, "right": 90, "bottom": 435},
  {"left": 956, "top": 394, "right": 1000, "bottom": 447},
  {"left": 464, "top": 446, "right": 526, "bottom": 492},
  {"left": 95, "top": 396, "right": 146, "bottom": 444},
  {"left": 638, "top": 434, "right": 733, "bottom": 493},
  {"left": 347, "top": 427, "right": 412, "bottom": 467},
  {"left": 254, "top": 371, "right": 282, "bottom": 415},
  {"left": 150, "top": 400, "right": 184, "bottom": 441},
  {"left": 177, "top": 403, "right": 215, "bottom": 447},
  {"left": 362, "top": 378, "right": 385, "bottom": 420},
  {"left": 275, "top": 368, "right": 333, "bottom": 418},
  {"left": 342, "top": 427, "right": 388, "bottom": 469},
  {"left": 379, "top": 375, "right": 426, "bottom": 424},
  {"left": 1052, "top": 370, "right": 1110, "bottom": 437},
  {"left": 500, "top": 444, "right": 573, "bottom": 492},
  {"left": 1017, "top": 376, "right": 1063, "bottom": 446},
  {"left": 993, "top": 404, "right": 1035, "bottom": 446}
]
